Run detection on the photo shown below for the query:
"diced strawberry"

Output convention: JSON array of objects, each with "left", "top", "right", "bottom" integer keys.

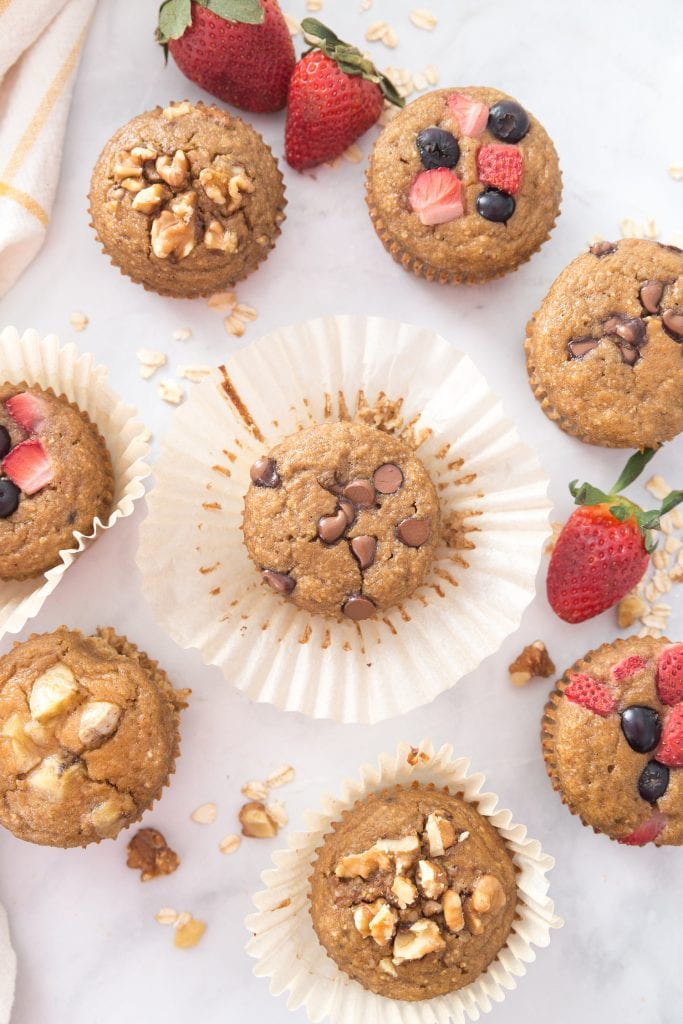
[
  {"left": 5, "top": 392, "right": 46, "bottom": 433},
  {"left": 564, "top": 673, "right": 616, "bottom": 717},
  {"left": 409, "top": 168, "right": 464, "bottom": 226},
  {"left": 2, "top": 439, "right": 53, "bottom": 495},
  {"left": 656, "top": 644, "right": 683, "bottom": 706},
  {"left": 611, "top": 655, "right": 648, "bottom": 682},
  {"left": 446, "top": 92, "right": 488, "bottom": 137},
  {"left": 476, "top": 144, "right": 523, "bottom": 195},
  {"left": 618, "top": 811, "right": 667, "bottom": 846},
  {"left": 655, "top": 704, "right": 683, "bottom": 767}
]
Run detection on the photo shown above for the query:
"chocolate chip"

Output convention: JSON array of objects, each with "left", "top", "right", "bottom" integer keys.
[
  {"left": 343, "top": 479, "right": 376, "bottom": 507},
  {"left": 613, "top": 317, "right": 647, "bottom": 347},
  {"left": 339, "top": 497, "right": 356, "bottom": 525},
  {"left": 317, "top": 508, "right": 348, "bottom": 544},
  {"left": 662, "top": 309, "right": 683, "bottom": 341},
  {"left": 589, "top": 240, "right": 616, "bottom": 256},
  {"left": 373, "top": 463, "right": 404, "bottom": 494},
  {"left": 568, "top": 337, "right": 599, "bottom": 359},
  {"left": 342, "top": 595, "right": 376, "bottom": 621},
  {"left": 602, "top": 316, "right": 620, "bottom": 334},
  {"left": 397, "top": 516, "right": 431, "bottom": 547},
  {"left": 250, "top": 457, "right": 280, "bottom": 488},
  {"left": 619, "top": 346, "right": 640, "bottom": 366},
  {"left": 658, "top": 242, "right": 683, "bottom": 254},
  {"left": 261, "top": 569, "right": 295, "bottom": 594},
  {"left": 639, "top": 280, "right": 664, "bottom": 315},
  {"left": 351, "top": 536, "right": 377, "bottom": 570}
]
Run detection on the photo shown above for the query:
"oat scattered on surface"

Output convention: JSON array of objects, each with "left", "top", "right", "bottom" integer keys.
[
  {"left": 174, "top": 916, "right": 206, "bottom": 949},
  {"left": 306, "top": 0, "right": 322, "bottom": 9},
  {"left": 177, "top": 364, "right": 213, "bottom": 383},
  {"left": 265, "top": 800, "right": 289, "bottom": 828},
  {"left": 284, "top": 12, "right": 300, "bottom": 34},
  {"left": 224, "top": 301, "right": 258, "bottom": 338},
  {"left": 365, "top": 20, "right": 397, "bottom": 47},
  {"left": 242, "top": 779, "right": 268, "bottom": 801},
  {"left": 360, "top": 0, "right": 372, "bottom": 9},
  {"left": 409, "top": 8, "right": 437, "bottom": 30},
  {"left": 412, "top": 71, "right": 427, "bottom": 91},
  {"left": 156, "top": 907, "right": 179, "bottom": 926},
  {"left": 219, "top": 834, "right": 241, "bottom": 855},
  {"left": 172, "top": 327, "right": 192, "bottom": 342},
  {"left": 668, "top": 164, "right": 683, "bottom": 180},
  {"left": 158, "top": 380, "right": 184, "bottom": 405},
  {"left": 266, "top": 764, "right": 295, "bottom": 789},
  {"left": 619, "top": 218, "right": 659, "bottom": 240},
  {"left": 646, "top": 474, "right": 670, "bottom": 500},
  {"left": 137, "top": 348, "right": 167, "bottom": 379},
  {"left": 191, "top": 802, "right": 217, "bottom": 824},
  {"left": 69, "top": 310, "right": 88, "bottom": 332},
  {"left": 343, "top": 143, "right": 364, "bottom": 164},
  {"left": 424, "top": 62, "right": 439, "bottom": 85},
  {"left": 208, "top": 290, "right": 237, "bottom": 312}
]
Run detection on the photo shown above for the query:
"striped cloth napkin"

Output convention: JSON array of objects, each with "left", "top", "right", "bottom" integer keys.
[
  {"left": 0, "top": 902, "right": 15, "bottom": 1024},
  {"left": 0, "top": 0, "right": 96, "bottom": 298}
]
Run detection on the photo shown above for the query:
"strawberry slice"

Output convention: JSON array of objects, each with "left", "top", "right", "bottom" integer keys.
[
  {"left": 656, "top": 644, "right": 683, "bottom": 706},
  {"left": 5, "top": 392, "right": 46, "bottom": 433},
  {"left": 2, "top": 439, "right": 53, "bottom": 495},
  {"left": 611, "top": 654, "right": 648, "bottom": 682},
  {"left": 446, "top": 92, "right": 488, "bottom": 137},
  {"left": 564, "top": 673, "right": 616, "bottom": 717},
  {"left": 476, "top": 144, "right": 523, "bottom": 195},
  {"left": 618, "top": 811, "right": 667, "bottom": 846},
  {"left": 656, "top": 704, "right": 683, "bottom": 767},
  {"left": 409, "top": 168, "right": 464, "bottom": 226}
]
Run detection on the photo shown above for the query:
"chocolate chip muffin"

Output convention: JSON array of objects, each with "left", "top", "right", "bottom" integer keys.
[
  {"left": 309, "top": 784, "right": 517, "bottom": 1000},
  {"left": 243, "top": 421, "right": 440, "bottom": 621},
  {"left": 542, "top": 636, "right": 683, "bottom": 846},
  {"left": 0, "top": 384, "right": 113, "bottom": 581},
  {"left": 525, "top": 238, "right": 683, "bottom": 448},
  {"left": 89, "top": 100, "right": 286, "bottom": 298},
  {"left": 366, "top": 87, "right": 561, "bottom": 284},
  {"left": 0, "top": 628, "right": 188, "bottom": 848}
]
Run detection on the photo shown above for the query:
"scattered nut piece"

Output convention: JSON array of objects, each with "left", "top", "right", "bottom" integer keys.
[
  {"left": 409, "top": 8, "right": 437, "bottom": 30},
  {"left": 266, "top": 764, "right": 295, "bottom": 789},
  {"left": 127, "top": 828, "right": 180, "bottom": 881},
  {"left": 393, "top": 919, "right": 445, "bottom": 962},
  {"left": 158, "top": 380, "right": 185, "bottom": 405},
  {"left": 174, "top": 916, "right": 206, "bottom": 949},
  {"left": 191, "top": 802, "right": 217, "bottom": 825},
  {"left": 155, "top": 907, "right": 179, "bottom": 926},
  {"left": 617, "top": 592, "right": 648, "bottom": 629},
  {"left": 508, "top": 640, "right": 555, "bottom": 687},
  {"left": 137, "top": 348, "right": 167, "bottom": 380},
  {"left": 219, "top": 833, "right": 241, "bottom": 855},
  {"left": 69, "top": 310, "right": 88, "bottom": 332},
  {"left": 406, "top": 745, "right": 430, "bottom": 766},
  {"left": 443, "top": 890, "right": 465, "bottom": 932},
  {"left": 239, "top": 801, "right": 280, "bottom": 838}
]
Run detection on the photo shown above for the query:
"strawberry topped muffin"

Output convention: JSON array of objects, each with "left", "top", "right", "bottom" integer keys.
[
  {"left": 0, "top": 384, "right": 113, "bottom": 580},
  {"left": 366, "top": 87, "right": 561, "bottom": 283}
]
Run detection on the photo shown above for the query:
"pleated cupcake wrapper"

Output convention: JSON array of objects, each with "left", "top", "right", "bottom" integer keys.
[
  {"left": 0, "top": 902, "right": 15, "bottom": 1024},
  {"left": 0, "top": 326, "right": 151, "bottom": 639},
  {"left": 137, "top": 315, "right": 551, "bottom": 724},
  {"left": 245, "top": 740, "right": 562, "bottom": 1024}
]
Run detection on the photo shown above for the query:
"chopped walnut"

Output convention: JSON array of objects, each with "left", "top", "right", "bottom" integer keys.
[
  {"left": 174, "top": 916, "right": 206, "bottom": 949},
  {"left": 416, "top": 859, "right": 447, "bottom": 899},
  {"left": 369, "top": 903, "right": 399, "bottom": 945},
  {"left": 204, "top": 219, "right": 239, "bottom": 253},
  {"left": 163, "top": 101, "right": 194, "bottom": 120},
  {"left": 508, "top": 640, "right": 555, "bottom": 687},
  {"left": 374, "top": 834, "right": 420, "bottom": 855},
  {"left": 393, "top": 919, "right": 445, "bottom": 962},
  {"left": 425, "top": 812, "right": 455, "bottom": 857},
  {"left": 113, "top": 150, "right": 143, "bottom": 179},
  {"left": 335, "top": 847, "right": 391, "bottom": 878},
  {"left": 617, "top": 592, "right": 648, "bottom": 629},
  {"left": 378, "top": 958, "right": 398, "bottom": 978},
  {"left": 155, "top": 150, "right": 189, "bottom": 189},
  {"left": 227, "top": 167, "right": 255, "bottom": 208},
  {"left": 132, "top": 183, "right": 168, "bottom": 213},
  {"left": 127, "top": 827, "right": 180, "bottom": 882},
  {"left": 353, "top": 900, "right": 385, "bottom": 938},
  {"left": 470, "top": 873, "right": 507, "bottom": 914},
  {"left": 442, "top": 890, "right": 464, "bottom": 932},
  {"left": 391, "top": 875, "right": 418, "bottom": 908},
  {"left": 238, "top": 800, "right": 280, "bottom": 838},
  {"left": 151, "top": 191, "right": 197, "bottom": 260}
]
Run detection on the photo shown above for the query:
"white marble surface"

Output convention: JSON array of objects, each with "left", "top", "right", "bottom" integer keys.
[{"left": 0, "top": 1, "right": 682, "bottom": 1022}]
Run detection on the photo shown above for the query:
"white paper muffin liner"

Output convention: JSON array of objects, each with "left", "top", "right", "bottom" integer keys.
[
  {"left": 0, "top": 326, "right": 151, "bottom": 639},
  {"left": 137, "top": 315, "right": 551, "bottom": 723},
  {"left": 246, "top": 740, "right": 562, "bottom": 1024},
  {"left": 0, "top": 902, "right": 15, "bottom": 1024}
]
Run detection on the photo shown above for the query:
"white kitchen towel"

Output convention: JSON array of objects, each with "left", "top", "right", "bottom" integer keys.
[
  {"left": 0, "top": 0, "right": 96, "bottom": 298},
  {"left": 0, "top": 901, "right": 15, "bottom": 1024}
]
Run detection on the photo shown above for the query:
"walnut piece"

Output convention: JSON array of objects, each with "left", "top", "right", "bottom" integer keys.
[
  {"left": 163, "top": 101, "right": 193, "bottom": 120},
  {"left": 391, "top": 875, "right": 418, "bottom": 908},
  {"left": 26, "top": 755, "right": 82, "bottom": 801},
  {"left": 443, "top": 890, "right": 465, "bottom": 932},
  {"left": 78, "top": 701, "right": 121, "bottom": 747},
  {"left": 335, "top": 847, "right": 391, "bottom": 878},
  {"left": 392, "top": 919, "right": 446, "bottom": 962},
  {"left": 238, "top": 800, "right": 279, "bottom": 838},
  {"left": 508, "top": 640, "right": 555, "bottom": 687},
  {"left": 378, "top": 958, "right": 398, "bottom": 978},
  {"left": 425, "top": 812, "right": 455, "bottom": 857},
  {"left": 416, "top": 859, "right": 447, "bottom": 899},
  {"left": 174, "top": 916, "right": 206, "bottom": 948},
  {"left": 113, "top": 150, "right": 143, "bottom": 179},
  {"left": 0, "top": 713, "right": 41, "bottom": 772},
  {"left": 89, "top": 798, "right": 126, "bottom": 837},
  {"left": 617, "top": 592, "right": 648, "bottom": 629},
  {"left": 127, "top": 827, "right": 180, "bottom": 881},
  {"left": 29, "top": 664, "right": 80, "bottom": 722},
  {"left": 132, "top": 183, "right": 168, "bottom": 214},
  {"left": 374, "top": 834, "right": 420, "bottom": 855},
  {"left": 151, "top": 191, "right": 197, "bottom": 260},
  {"left": 155, "top": 150, "right": 189, "bottom": 189},
  {"left": 204, "top": 219, "right": 239, "bottom": 253},
  {"left": 470, "top": 873, "right": 507, "bottom": 914},
  {"left": 353, "top": 900, "right": 384, "bottom": 938},
  {"left": 369, "top": 903, "right": 399, "bottom": 946}
]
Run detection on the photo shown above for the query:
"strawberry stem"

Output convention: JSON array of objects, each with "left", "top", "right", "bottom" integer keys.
[
  {"left": 301, "top": 17, "right": 404, "bottom": 107},
  {"left": 609, "top": 447, "right": 657, "bottom": 495}
]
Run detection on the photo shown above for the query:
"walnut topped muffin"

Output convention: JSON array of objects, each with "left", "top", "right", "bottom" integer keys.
[{"left": 89, "top": 100, "right": 286, "bottom": 297}]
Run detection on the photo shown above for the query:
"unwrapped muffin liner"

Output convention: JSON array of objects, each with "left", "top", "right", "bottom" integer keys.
[
  {"left": 245, "top": 740, "right": 562, "bottom": 1024},
  {"left": 0, "top": 326, "right": 151, "bottom": 639},
  {"left": 0, "top": 902, "right": 15, "bottom": 1024},
  {"left": 137, "top": 315, "right": 551, "bottom": 723}
]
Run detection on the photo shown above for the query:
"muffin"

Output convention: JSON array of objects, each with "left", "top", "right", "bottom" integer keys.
[
  {"left": 525, "top": 238, "right": 683, "bottom": 448},
  {"left": 0, "top": 628, "right": 188, "bottom": 848},
  {"left": 542, "top": 636, "right": 683, "bottom": 846},
  {"left": 242, "top": 420, "right": 440, "bottom": 621},
  {"left": 89, "top": 100, "right": 286, "bottom": 298},
  {"left": 366, "top": 87, "right": 561, "bottom": 283},
  {"left": 309, "top": 783, "right": 517, "bottom": 1000},
  {"left": 0, "top": 384, "right": 113, "bottom": 581}
]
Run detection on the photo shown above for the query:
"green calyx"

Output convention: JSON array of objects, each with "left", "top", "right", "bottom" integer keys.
[
  {"left": 157, "top": 0, "right": 264, "bottom": 51},
  {"left": 569, "top": 447, "right": 683, "bottom": 553},
  {"left": 301, "top": 17, "right": 404, "bottom": 107}
]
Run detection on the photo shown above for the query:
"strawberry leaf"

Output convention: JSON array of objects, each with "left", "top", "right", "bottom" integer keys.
[
  {"left": 200, "top": 0, "right": 265, "bottom": 23},
  {"left": 157, "top": 0, "right": 193, "bottom": 45},
  {"left": 610, "top": 447, "right": 657, "bottom": 494},
  {"left": 660, "top": 489, "right": 683, "bottom": 516},
  {"left": 570, "top": 481, "right": 611, "bottom": 506},
  {"left": 301, "top": 17, "right": 404, "bottom": 107}
]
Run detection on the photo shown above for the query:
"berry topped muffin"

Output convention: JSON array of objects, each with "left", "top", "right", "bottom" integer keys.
[
  {"left": 525, "top": 238, "right": 683, "bottom": 448},
  {"left": 242, "top": 421, "right": 440, "bottom": 621},
  {"left": 542, "top": 637, "right": 683, "bottom": 846},
  {"left": 0, "top": 384, "right": 113, "bottom": 581},
  {"left": 366, "top": 87, "right": 561, "bottom": 283},
  {"left": 89, "top": 100, "right": 286, "bottom": 298}
]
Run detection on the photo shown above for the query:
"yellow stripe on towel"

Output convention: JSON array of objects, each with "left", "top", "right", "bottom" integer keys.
[{"left": 0, "top": 182, "right": 49, "bottom": 227}]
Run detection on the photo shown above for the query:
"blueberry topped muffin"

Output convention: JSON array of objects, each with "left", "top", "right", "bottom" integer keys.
[
  {"left": 242, "top": 421, "right": 440, "bottom": 621},
  {"left": 0, "top": 384, "right": 113, "bottom": 581},
  {"left": 0, "top": 628, "right": 188, "bottom": 848},
  {"left": 542, "top": 636, "right": 683, "bottom": 846},
  {"left": 366, "top": 87, "right": 561, "bottom": 283},
  {"left": 525, "top": 238, "right": 683, "bottom": 448},
  {"left": 309, "top": 784, "right": 517, "bottom": 1000},
  {"left": 89, "top": 100, "right": 286, "bottom": 298}
]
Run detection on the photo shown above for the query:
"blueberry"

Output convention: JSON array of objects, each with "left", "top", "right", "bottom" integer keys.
[
  {"left": 638, "top": 760, "right": 669, "bottom": 803},
  {"left": 0, "top": 426, "right": 10, "bottom": 460},
  {"left": 416, "top": 127, "right": 460, "bottom": 170},
  {"left": 487, "top": 100, "right": 530, "bottom": 143},
  {"left": 621, "top": 705, "right": 662, "bottom": 753},
  {"left": 476, "top": 188, "right": 515, "bottom": 223},
  {"left": 0, "top": 478, "right": 20, "bottom": 518}
]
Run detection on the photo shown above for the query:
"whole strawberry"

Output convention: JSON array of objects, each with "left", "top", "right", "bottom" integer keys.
[
  {"left": 157, "top": 0, "right": 295, "bottom": 113},
  {"left": 547, "top": 449, "right": 683, "bottom": 624},
  {"left": 285, "top": 18, "right": 403, "bottom": 171}
]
